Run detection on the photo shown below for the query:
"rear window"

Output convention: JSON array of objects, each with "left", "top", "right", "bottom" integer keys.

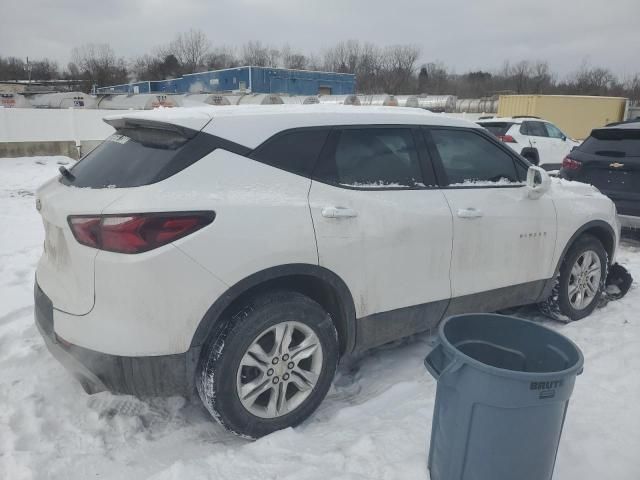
[
  {"left": 579, "top": 129, "right": 640, "bottom": 157},
  {"left": 62, "top": 125, "right": 223, "bottom": 188},
  {"left": 478, "top": 122, "right": 513, "bottom": 137},
  {"left": 250, "top": 128, "right": 330, "bottom": 177}
]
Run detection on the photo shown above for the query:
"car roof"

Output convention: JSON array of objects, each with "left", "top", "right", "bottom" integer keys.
[
  {"left": 603, "top": 121, "right": 640, "bottom": 130},
  {"left": 106, "top": 105, "right": 483, "bottom": 149}
]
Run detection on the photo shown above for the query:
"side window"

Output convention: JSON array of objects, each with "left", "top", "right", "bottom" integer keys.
[
  {"left": 318, "top": 128, "right": 424, "bottom": 188},
  {"left": 250, "top": 129, "right": 330, "bottom": 177},
  {"left": 545, "top": 123, "right": 565, "bottom": 139},
  {"left": 429, "top": 129, "right": 523, "bottom": 185},
  {"left": 520, "top": 121, "right": 548, "bottom": 137}
]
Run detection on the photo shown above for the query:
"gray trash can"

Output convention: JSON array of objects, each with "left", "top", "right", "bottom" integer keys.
[{"left": 424, "top": 314, "right": 584, "bottom": 480}]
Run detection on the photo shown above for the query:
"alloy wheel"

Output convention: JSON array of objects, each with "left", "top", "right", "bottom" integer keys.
[
  {"left": 236, "top": 321, "right": 323, "bottom": 419},
  {"left": 568, "top": 250, "right": 602, "bottom": 310}
]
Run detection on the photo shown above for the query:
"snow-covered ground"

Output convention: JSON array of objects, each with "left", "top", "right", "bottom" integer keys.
[{"left": 0, "top": 156, "right": 638, "bottom": 480}]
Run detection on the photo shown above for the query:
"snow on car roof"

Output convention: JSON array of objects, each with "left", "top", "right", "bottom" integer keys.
[
  {"left": 476, "top": 116, "right": 545, "bottom": 124},
  {"left": 105, "top": 104, "right": 482, "bottom": 149}
]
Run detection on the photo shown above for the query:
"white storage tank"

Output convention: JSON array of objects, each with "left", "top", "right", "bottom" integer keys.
[
  {"left": 0, "top": 93, "right": 30, "bottom": 108},
  {"left": 179, "top": 94, "right": 232, "bottom": 106},
  {"left": 218, "top": 95, "right": 244, "bottom": 105},
  {"left": 394, "top": 95, "right": 420, "bottom": 108},
  {"left": 417, "top": 95, "right": 457, "bottom": 112},
  {"left": 96, "top": 94, "right": 179, "bottom": 110},
  {"left": 317, "top": 94, "right": 360, "bottom": 106},
  {"left": 358, "top": 94, "right": 399, "bottom": 106},
  {"left": 280, "top": 95, "right": 320, "bottom": 105},
  {"left": 455, "top": 98, "right": 499, "bottom": 114},
  {"left": 237, "top": 94, "right": 284, "bottom": 105},
  {"left": 29, "top": 92, "right": 97, "bottom": 109}
]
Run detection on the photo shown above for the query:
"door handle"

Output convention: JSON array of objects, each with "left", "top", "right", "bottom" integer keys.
[
  {"left": 321, "top": 206, "right": 358, "bottom": 219},
  {"left": 457, "top": 208, "right": 483, "bottom": 219}
]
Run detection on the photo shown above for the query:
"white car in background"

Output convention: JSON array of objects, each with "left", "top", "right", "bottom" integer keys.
[
  {"left": 35, "top": 105, "right": 619, "bottom": 438},
  {"left": 477, "top": 116, "right": 580, "bottom": 169}
]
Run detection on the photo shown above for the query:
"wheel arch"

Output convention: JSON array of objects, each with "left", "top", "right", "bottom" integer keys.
[
  {"left": 190, "top": 264, "right": 357, "bottom": 356},
  {"left": 555, "top": 220, "right": 617, "bottom": 275},
  {"left": 520, "top": 147, "right": 540, "bottom": 165}
]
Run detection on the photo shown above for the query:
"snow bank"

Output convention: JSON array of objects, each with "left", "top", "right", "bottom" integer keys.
[{"left": 0, "top": 156, "right": 638, "bottom": 479}]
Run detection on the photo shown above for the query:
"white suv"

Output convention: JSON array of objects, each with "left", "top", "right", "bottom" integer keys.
[
  {"left": 477, "top": 116, "right": 580, "bottom": 169},
  {"left": 35, "top": 105, "right": 619, "bottom": 438}
]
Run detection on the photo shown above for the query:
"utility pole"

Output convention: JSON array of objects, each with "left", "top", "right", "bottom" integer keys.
[{"left": 26, "top": 56, "right": 32, "bottom": 84}]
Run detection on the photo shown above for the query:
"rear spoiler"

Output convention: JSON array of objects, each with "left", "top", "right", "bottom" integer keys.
[{"left": 103, "top": 118, "right": 199, "bottom": 140}]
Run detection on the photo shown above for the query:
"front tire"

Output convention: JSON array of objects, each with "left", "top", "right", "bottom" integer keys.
[
  {"left": 196, "top": 291, "right": 338, "bottom": 438},
  {"left": 540, "top": 234, "right": 608, "bottom": 321}
]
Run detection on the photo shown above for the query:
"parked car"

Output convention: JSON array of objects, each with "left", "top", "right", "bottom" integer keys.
[
  {"left": 35, "top": 105, "right": 619, "bottom": 438},
  {"left": 477, "top": 116, "right": 580, "bottom": 169},
  {"left": 561, "top": 122, "right": 640, "bottom": 230}
]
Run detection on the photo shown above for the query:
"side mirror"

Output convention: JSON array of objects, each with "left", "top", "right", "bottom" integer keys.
[
  {"left": 561, "top": 135, "right": 567, "bottom": 141},
  {"left": 526, "top": 166, "right": 551, "bottom": 199}
]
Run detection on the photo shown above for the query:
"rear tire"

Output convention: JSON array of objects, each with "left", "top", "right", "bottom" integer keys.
[
  {"left": 196, "top": 290, "right": 338, "bottom": 438},
  {"left": 539, "top": 234, "right": 608, "bottom": 321}
]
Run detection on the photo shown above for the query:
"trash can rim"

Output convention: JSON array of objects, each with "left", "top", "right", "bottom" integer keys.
[{"left": 437, "top": 314, "right": 584, "bottom": 379}]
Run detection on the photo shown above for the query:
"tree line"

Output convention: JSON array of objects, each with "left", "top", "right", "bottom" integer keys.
[{"left": 1, "top": 29, "right": 638, "bottom": 100}]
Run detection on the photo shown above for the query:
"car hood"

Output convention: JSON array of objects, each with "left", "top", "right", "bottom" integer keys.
[{"left": 549, "top": 177, "right": 605, "bottom": 198}]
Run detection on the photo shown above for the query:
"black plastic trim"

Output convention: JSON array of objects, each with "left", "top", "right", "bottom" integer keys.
[
  {"left": 553, "top": 220, "right": 616, "bottom": 275},
  {"left": 444, "top": 279, "right": 547, "bottom": 317},
  {"left": 354, "top": 299, "right": 449, "bottom": 352},
  {"left": 354, "top": 279, "right": 551, "bottom": 352},
  {"left": 190, "top": 264, "right": 357, "bottom": 354}
]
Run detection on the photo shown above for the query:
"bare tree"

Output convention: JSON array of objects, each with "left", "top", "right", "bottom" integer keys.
[
  {"left": 418, "top": 62, "right": 448, "bottom": 94},
  {"left": 378, "top": 44, "right": 420, "bottom": 93},
  {"left": 568, "top": 62, "right": 618, "bottom": 95},
  {"left": 531, "top": 61, "right": 553, "bottom": 93},
  {"left": 241, "top": 41, "right": 279, "bottom": 67},
  {"left": 162, "top": 29, "right": 210, "bottom": 73},
  {"left": 281, "top": 44, "right": 308, "bottom": 70},
  {"left": 510, "top": 60, "right": 532, "bottom": 93},
  {"left": 71, "top": 43, "right": 128, "bottom": 87},
  {"left": 204, "top": 46, "right": 240, "bottom": 70}
]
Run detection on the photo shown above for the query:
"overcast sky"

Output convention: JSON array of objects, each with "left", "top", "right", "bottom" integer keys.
[{"left": 2, "top": 0, "right": 639, "bottom": 78}]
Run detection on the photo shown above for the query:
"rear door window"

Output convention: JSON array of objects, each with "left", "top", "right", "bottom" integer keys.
[
  {"left": 250, "top": 129, "right": 330, "bottom": 177},
  {"left": 545, "top": 123, "right": 566, "bottom": 139},
  {"left": 315, "top": 127, "right": 424, "bottom": 188},
  {"left": 428, "top": 128, "right": 524, "bottom": 185},
  {"left": 64, "top": 126, "right": 227, "bottom": 188},
  {"left": 520, "top": 121, "right": 548, "bottom": 137}
]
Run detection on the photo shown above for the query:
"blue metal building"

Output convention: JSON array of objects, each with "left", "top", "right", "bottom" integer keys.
[{"left": 96, "top": 66, "right": 356, "bottom": 96}]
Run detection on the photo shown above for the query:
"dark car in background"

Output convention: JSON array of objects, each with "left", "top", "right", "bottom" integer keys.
[{"left": 561, "top": 122, "right": 640, "bottom": 230}]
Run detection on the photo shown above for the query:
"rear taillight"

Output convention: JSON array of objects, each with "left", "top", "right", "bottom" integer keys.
[
  {"left": 68, "top": 212, "right": 215, "bottom": 253},
  {"left": 562, "top": 156, "right": 583, "bottom": 171},
  {"left": 498, "top": 135, "right": 517, "bottom": 143}
]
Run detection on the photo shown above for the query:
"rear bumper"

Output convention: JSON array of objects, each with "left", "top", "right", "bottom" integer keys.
[{"left": 35, "top": 281, "right": 198, "bottom": 397}]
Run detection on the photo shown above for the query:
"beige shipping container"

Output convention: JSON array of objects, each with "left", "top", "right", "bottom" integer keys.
[{"left": 497, "top": 95, "right": 627, "bottom": 140}]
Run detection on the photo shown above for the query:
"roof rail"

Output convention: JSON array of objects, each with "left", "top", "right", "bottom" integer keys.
[{"left": 512, "top": 115, "right": 541, "bottom": 119}]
